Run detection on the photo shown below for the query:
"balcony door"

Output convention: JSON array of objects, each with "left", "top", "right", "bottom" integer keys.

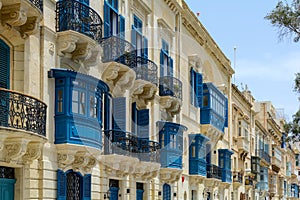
[
  {"left": 0, "top": 39, "right": 10, "bottom": 127},
  {"left": 0, "top": 179, "right": 15, "bottom": 200}
]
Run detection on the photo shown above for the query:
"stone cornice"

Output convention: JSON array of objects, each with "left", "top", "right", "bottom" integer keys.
[
  {"left": 181, "top": 1, "right": 234, "bottom": 76},
  {"left": 232, "top": 84, "right": 253, "bottom": 109},
  {"left": 163, "top": 0, "right": 182, "bottom": 15}
]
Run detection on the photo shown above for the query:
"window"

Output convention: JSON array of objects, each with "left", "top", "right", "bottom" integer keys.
[
  {"left": 131, "top": 15, "right": 148, "bottom": 58},
  {"left": 104, "top": 0, "right": 125, "bottom": 38},
  {"left": 0, "top": 39, "right": 10, "bottom": 89},
  {"left": 160, "top": 133, "right": 165, "bottom": 148},
  {"left": 190, "top": 68, "right": 203, "bottom": 107},
  {"left": 170, "top": 134, "right": 177, "bottom": 149},
  {"left": 57, "top": 89, "right": 63, "bottom": 113},
  {"left": 72, "top": 90, "right": 86, "bottom": 115},
  {"left": 160, "top": 40, "right": 173, "bottom": 77},
  {"left": 57, "top": 170, "right": 91, "bottom": 200}
]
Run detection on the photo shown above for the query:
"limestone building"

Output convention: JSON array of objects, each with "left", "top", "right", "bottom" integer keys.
[{"left": 0, "top": 0, "right": 299, "bottom": 199}]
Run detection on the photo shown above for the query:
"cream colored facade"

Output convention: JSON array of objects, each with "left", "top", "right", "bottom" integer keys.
[{"left": 0, "top": 0, "right": 299, "bottom": 200}]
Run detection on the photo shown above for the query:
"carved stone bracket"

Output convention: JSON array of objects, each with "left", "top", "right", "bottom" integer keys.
[
  {"left": 0, "top": 135, "right": 7, "bottom": 151},
  {"left": 5, "top": 138, "right": 30, "bottom": 164},
  {"left": 57, "top": 31, "right": 100, "bottom": 71},
  {"left": 131, "top": 80, "right": 157, "bottom": 109},
  {"left": 190, "top": 175, "right": 205, "bottom": 185},
  {"left": 201, "top": 125, "right": 223, "bottom": 147},
  {"left": 57, "top": 149, "right": 97, "bottom": 175},
  {"left": 22, "top": 141, "right": 43, "bottom": 164},
  {"left": 101, "top": 62, "right": 136, "bottom": 97},
  {"left": 0, "top": 1, "right": 42, "bottom": 37},
  {"left": 160, "top": 96, "right": 182, "bottom": 117},
  {"left": 160, "top": 168, "right": 182, "bottom": 184}
]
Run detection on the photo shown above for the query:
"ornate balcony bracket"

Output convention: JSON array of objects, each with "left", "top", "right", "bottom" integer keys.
[
  {"left": 57, "top": 31, "right": 101, "bottom": 70},
  {"left": 134, "top": 163, "right": 160, "bottom": 180},
  {"left": 190, "top": 175, "right": 205, "bottom": 185},
  {"left": 204, "top": 178, "right": 221, "bottom": 188},
  {"left": 22, "top": 141, "right": 44, "bottom": 164},
  {"left": 131, "top": 80, "right": 157, "bottom": 109},
  {"left": 57, "top": 145, "right": 99, "bottom": 175},
  {"left": 159, "top": 168, "right": 182, "bottom": 184},
  {"left": 201, "top": 124, "right": 223, "bottom": 146},
  {"left": 4, "top": 138, "right": 30, "bottom": 164},
  {"left": 101, "top": 62, "right": 136, "bottom": 97},
  {"left": 1, "top": 1, "right": 42, "bottom": 37},
  {"left": 100, "top": 154, "right": 140, "bottom": 177},
  {"left": 0, "top": 135, "right": 8, "bottom": 151},
  {"left": 160, "top": 96, "right": 182, "bottom": 117}
]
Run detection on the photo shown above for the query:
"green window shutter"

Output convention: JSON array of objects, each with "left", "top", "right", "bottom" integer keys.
[{"left": 0, "top": 39, "right": 10, "bottom": 89}]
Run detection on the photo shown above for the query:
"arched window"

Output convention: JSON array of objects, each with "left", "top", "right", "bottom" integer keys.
[
  {"left": 163, "top": 184, "right": 171, "bottom": 200},
  {"left": 0, "top": 39, "right": 10, "bottom": 89}
]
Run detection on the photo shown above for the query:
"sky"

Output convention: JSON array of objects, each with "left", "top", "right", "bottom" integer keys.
[{"left": 184, "top": 0, "right": 300, "bottom": 121}]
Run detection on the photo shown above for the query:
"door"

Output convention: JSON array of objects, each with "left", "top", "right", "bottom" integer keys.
[
  {"left": 136, "top": 189, "right": 144, "bottom": 200},
  {"left": 0, "top": 178, "right": 16, "bottom": 200},
  {"left": 109, "top": 187, "right": 119, "bottom": 200}
]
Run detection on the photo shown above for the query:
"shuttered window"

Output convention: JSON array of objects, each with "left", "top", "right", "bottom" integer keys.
[
  {"left": 190, "top": 68, "right": 203, "bottom": 107},
  {"left": 160, "top": 40, "right": 173, "bottom": 77},
  {"left": 0, "top": 39, "right": 10, "bottom": 89}
]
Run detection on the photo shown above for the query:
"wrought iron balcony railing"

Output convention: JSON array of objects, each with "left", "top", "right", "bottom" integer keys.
[
  {"left": 233, "top": 171, "right": 243, "bottom": 183},
  {"left": 0, "top": 88, "right": 47, "bottom": 136},
  {"left": 104, "top": 130, "right": 160, "bottom": 162},
  {"left": 101, "top": 36, "right": 137, "bottom": 68},
  {"left": 256, "top": 149, "right": 271, "bottom": 164},
  {"left": 29, "top": 0, "right": 43, "bottom": 12},
  {"left": 134, "top": 57, "right": 158, "bottom": 85},
  {"left": 56, "top": 0, "right": 103, "bottom": 43},
  {"left": 206, "top": 164, "right": 222, "bottom": 180},
  {"left": 159, "top": 76, "right": 182, "bottom": 100},
  {"left": 138, "top": 139, "right": 160, "bottom": 162}
]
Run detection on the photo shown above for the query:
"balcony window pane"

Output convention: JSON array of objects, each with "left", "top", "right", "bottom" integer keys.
[
  {"left": 57, "top": 90, "right": 63, "bottom": 113},
  {"left": 203, "top": 95, "right": 208, "bottom": 107},
  {"left": 192, "top": 146, "right": 196, "bottom": 158},
  {"left": 90, "top": 95, "right": 97, "bottom": 118}
]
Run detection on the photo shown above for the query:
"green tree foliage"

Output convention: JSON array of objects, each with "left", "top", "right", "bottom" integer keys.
[{"left": 265, "top": 0, "right": 300, "bottom": 42}]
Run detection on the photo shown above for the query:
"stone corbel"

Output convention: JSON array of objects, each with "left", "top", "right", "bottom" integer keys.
[
  {"left": 22, "top": 141, "right": 43, "bottom": 164},
  {"left": 0, "top": 135, "right": 7, "bottom": 151},
  {"left": 113, "top": 69, "right": 136, "bottom": 97},
  {"left": 84, "top": 156, "right": 96, "bottom": 173},
  {"left": 1, "top": 4, "right": 27, "bottom": 27},
  {"left": 57, "top": 34, "right": 79, "bottom": 57},
  {"left": 5, "top": 138, "right": 30, "bottom": 164},
  {"left": 20, "top": 16, "right": 38, "bottom": 38},
  {"left": 83, "top": 45, "right": 102, "bottom": 68},
  {"left": 72, "top": 43, "right": 93, "bottom": 64},
  {"left": 57, "top": 151, "right": 76, "bottom": 169},
  {"left": 72, "top": 151, "right": 90, "bottom": 169}
]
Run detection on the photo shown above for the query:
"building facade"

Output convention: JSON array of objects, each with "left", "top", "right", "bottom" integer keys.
[{"left": 0, "top": 0, "right": 299, "bottom": 199}]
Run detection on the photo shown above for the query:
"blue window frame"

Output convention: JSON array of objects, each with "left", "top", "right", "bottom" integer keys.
[
  {"left": 190, "top": 68, "right": 203, "bottom": 107},
  {"left": 218, "top": 149, "right": 233, "bottom": 183},
  {"left": 131, "top": 15, "right": 148, "bottom": 58},
  {"left": 160, "top": 40, "right": 173, "bottom": 77},
  {"left": 104, "top": 0, "right": 125, "bottom": 38},
  {"left": 163, "top": 184, "right": 171, "bottom": 200},
  {"left": 200, "top": 83, "right": 227, "bottom": 131},
  {"left": 57, "top": 169, "right": 91, "bottom": 200}
]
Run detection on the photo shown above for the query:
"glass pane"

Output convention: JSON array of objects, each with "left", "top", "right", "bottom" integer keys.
[
  {"left": 192, "top": 146, "right": 196, "bottom": 157},
  {"left": 79, "top": 92, "right": 85, "bottom": 114},
  {"left": 203, "top": 96, "right": 208, "bottom": 107},
  {"left": 58, "top": 90, "right": 63, "bottom": 113}
]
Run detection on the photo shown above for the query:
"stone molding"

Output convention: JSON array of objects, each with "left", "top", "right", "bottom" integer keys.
[{"left": 131, "top": 80, "right": 157, "bottom": 109}]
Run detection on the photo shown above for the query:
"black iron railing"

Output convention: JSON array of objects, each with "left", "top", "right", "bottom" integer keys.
[
  {"left": 138, "top": 139, "right": 160, "bottom": 162},
  {"left": 256, "top": 149, "right": 271, "bottom": 164},
  {"left": 233, "top": 171, "right": 243, "bottom": 183},
  {"left": 159, "top": 76, "right": 182, "bottom": 100},
  {"left": 134, "top": 57, "right": 158, "bottom": 85},
  {"left": 0, "top": 88, "right": 47, "bottom": 136},
  {"left": 104, "top": 130, "right": 160, "bottom": 162},
  {"left": 206, "top": 164, "right": 222, "bottom": 180},
  {"left": 101, "top": 36, "right": 137, "bottom": 68},
  {"left": 29, "top": 0, "right": 43, "bottom": 12},
  {"left": 56, "top": 0, "right": 103, "bottom": 43}
]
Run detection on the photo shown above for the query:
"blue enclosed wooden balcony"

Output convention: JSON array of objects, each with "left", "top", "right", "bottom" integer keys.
[
  {"left": 233, "top": 171, "right": 243, "bottom": 188},
  {"left": 218, "top": 149, "right": 233, "bottom": 183},
  {"left": 157, "top": 121, "right": 187, "bottom": 169},
  {"left": 1, "top": 0, "right": 43, "bottom": 37},
  {"left": 48, "top": 68, "right": 109, "bottom": 149},
  {"left": 256, "top": 149, "right": 271, "bottom": 165},
  {"left": 200, "top": 83, "right": 228, "bottom": 144},
  {"left": 189, "top": 134, "right": 209, "bottom": 176},
  {"left": 56, "top": 0, "right": 102, "bottom": 43},
  {"left": 159, "top": 76, "right": 182, "bottom": 116}
]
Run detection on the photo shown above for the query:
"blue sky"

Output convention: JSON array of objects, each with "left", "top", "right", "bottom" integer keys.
[{"left": 185, "top": 0, "right": 300, "bottom": 121}]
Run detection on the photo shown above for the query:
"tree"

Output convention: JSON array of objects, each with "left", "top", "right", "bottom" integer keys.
[{"left": 265, "top": 0, "right": 300, "bottom": 42}]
